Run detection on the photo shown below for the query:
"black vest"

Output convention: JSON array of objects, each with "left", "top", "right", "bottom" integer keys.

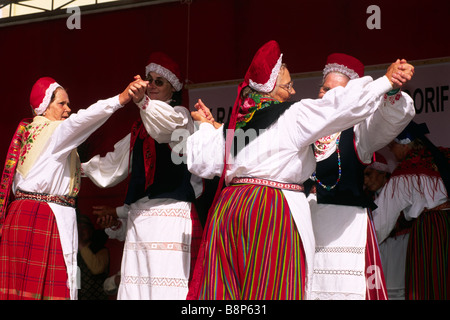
[
  {"left": 125, "top": 137, "right": 195, "bottom": 205},
  {"left": 311, "top": 128, "right": 376, "bottom": 210}
]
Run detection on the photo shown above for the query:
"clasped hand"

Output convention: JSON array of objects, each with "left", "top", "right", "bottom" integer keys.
[
  {"left": 386, "top": 59, "right": 415, "bottom": 89},
  {"left": 119, "top": 75, "right": 149, "bottom": 105}
]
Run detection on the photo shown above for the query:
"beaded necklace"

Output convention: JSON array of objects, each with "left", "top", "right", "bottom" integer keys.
[{"left": 311, "top": 135, "right": 342, "bottom": 191}]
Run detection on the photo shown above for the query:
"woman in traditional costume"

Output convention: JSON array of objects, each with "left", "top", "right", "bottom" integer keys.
[
  {"left": 0, "top": 76, "right": 143, "bottom": 299},
  {"left": 373, "top": 121, "right": 450, "bottom": 299},
  {"left": 306, "top": 54, "right": 415, "bottom": 300},
  {"left": 81, "top": 52, "right": 203, "bottom": 300},
  {"left": 186, "top": 40, "right": 408, "bottom": 299}
]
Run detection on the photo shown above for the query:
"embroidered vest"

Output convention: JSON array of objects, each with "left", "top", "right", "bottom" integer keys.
[{"left": 16, "top": 117, "right": 81, "bottom": 197}]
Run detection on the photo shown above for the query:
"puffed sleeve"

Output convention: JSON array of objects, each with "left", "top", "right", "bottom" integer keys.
[
  {"left": 187, "top": 122, "right": 225, "bottom": 179},
  {"left": 291, "top": 75, "right": 393, "bottom": 148},
  {"left": 136, "top": 95, "right": 193, "bottom": 143},
  {"left": 81, "top": 133, "right": 131, "bottom": 188},
  {"left": 372, "top": 177, "right": 413, "bottom": 243},
  {"left": 354, "top": 90, "right": 416, "bottom": 163},
  {"left": 49, "top": 95, "right": 124, "bottom": 159}
]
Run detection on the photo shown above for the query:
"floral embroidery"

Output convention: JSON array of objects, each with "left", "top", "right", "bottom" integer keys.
[
  {"left": 236, "top": 93, "right": 280, "bottom": 129},
  {"left": 384, "top": 91, "right": 402, "bottom": 106},
  {"left": 0, "top": 120, "right": 31, "bottom": 226},
  {"left": 71, "top": 159, "right": 81, "bottom": 197},
  {"left": 313, "top": 132, "right": 341, "bottom": 158},
  {"left": 19, "top": 122, "right": 50, "bottom": 165}
]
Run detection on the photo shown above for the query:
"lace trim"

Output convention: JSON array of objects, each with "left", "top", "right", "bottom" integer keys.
[
  {"left": 124, "top": 241, "right": 190, "bottom": 252},
  {"left": 323, "top": 63, "right": 359, "bottom": 80},
  {"left": 145, "top": 63, "right": 183, "bottom": 91},
  {"left": 249, "top": 54, "right": 283, "bottom": 93},
  {"left": 123, "top": 276, "right": 188, "bottom": 288},
  {"left": 35, "top": 82, "right": 61, "bottom": 115},
  {"left": 129, "top": 208, "right": 191, "bottom": 219},
  {"left": 310, "top": 291, "right": 365, "bottom": 300},
  {"left": 314, "top": 269, "right": 364, "bottom": 277},
  {"left": 315, "top": 246, "right": 365, "bottom": 254}
]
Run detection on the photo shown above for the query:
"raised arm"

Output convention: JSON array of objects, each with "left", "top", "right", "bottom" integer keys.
[
  {"left": 355, "top": 60, "right": 416, "bottom": 162},
  {"left": 292, "top": 59, "right": 413, "bottom": 148},
  {"left": 49, "top": 78, "right": 148, "bottom": 160}
]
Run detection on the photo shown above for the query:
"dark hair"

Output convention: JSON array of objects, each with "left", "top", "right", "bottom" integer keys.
[
  {"left": 49, "top": 86, "right": 65, "bottom": 103},
  {"left": 170, "top": 90, "right": 183, "bottom": 107}
]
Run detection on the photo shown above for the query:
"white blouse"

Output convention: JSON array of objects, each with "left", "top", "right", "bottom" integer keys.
[
  {"left": 186, "top": 75, "right": 395, "bottom": 298},
  {"left": 307, "top": 88, "right": 415, "bottom": 300},
  {"left": 82, "top": 95, "right": 193, "bottom": 186},
  {"left": 13, "top": 95, "right": 124, "bottom": 300},
  {"left": 373, "top": 174, "right": 448, "bottom": 243},
  {"left": 187, "top": 75, "right": 394, "bottom": 185}
]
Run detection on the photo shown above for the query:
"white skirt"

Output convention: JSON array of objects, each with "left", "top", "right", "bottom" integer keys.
[
  {"left": 117, "top": 197, "right": 193, "bottom": 300},
  {"left": 307, "top": 194, "right": 368, "bottom": 300}
]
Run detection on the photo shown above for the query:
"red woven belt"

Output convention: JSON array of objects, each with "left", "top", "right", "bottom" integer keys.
[
  {"left": 231, "top": 177, "right": 305, "bottom": 192},
  {"left": 15, "top": 189, "right": 76, "bottom": 208}
]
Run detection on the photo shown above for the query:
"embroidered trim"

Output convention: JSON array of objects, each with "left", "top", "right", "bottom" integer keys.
[
  {"left": 231, "top": 177, "right": 304, "bottom": 192},
  {"left": 123, "top": 276, "right": 188, "bottom": 288},
  {"left": 312, "top": 134, "right": 342, "bottom": 191},
  {"left": 15, "top": 189, "right": 76, "bottom": 208},
  {"left": 0, "top": 119, "right": 31, "bottom": 235},
  {"left": 313, "top": 132, "right": 340, "bottom": 159},
  {"left": 315, "top": 246, "right": 365, "bottom": 254},
  {"left": 145, "top": 63, "right": 183, "bottom": 91},
  {"left": 384, "top": 91, "right": 402, "bottom": 106},
  {"left": 35, "top": 82, "right": 61, "bottom": 115},
  {"left": 314, "top": 269, "right": 364, "bottom": 277},
  {"left": 129, "top": 208, "right": 191, "bottom": 219},
  {"left": 323, "top": 63, "right": 359, "bottom": 80},
  {"left": 249, "top": 54, "right": 283, "bottom": 93},
  {"left": 19, "top": 121, "right": 51, "bottom": 166},
  {"left": 124, "top": 241, "right": 190, "bottom": 252}
]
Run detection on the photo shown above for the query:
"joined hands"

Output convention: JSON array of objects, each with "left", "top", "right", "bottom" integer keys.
[
  {"left": 119, "top": 75, "right": 149, "bottom": 105},
  {"left": 385, "top": 59, "right": 415, "bottom": 89}
]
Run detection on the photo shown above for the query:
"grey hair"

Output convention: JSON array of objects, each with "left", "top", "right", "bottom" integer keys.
[{"left": 240, "top": 63, "right": 288, "bottom": 99}]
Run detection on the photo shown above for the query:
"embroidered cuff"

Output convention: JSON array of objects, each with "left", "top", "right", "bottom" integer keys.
[
  {"left": 383, "top": 90, "right": 402, "bottom": 105},
  {"left": 136, "top": 95, "right": 150, "bottom": 110}
]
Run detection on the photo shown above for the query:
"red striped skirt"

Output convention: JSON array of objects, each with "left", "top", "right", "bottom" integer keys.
[
  {"left": 196, "top": 184, "right": 306, "bottom": 300},
  {"left": 405, "top": 209, "right": 450, "bottom": 300},
  {"left": 365, "top": 213, "right": 388, "bottom": 300},
  {"left": 189, "top": 205, "right": 203, "bottom": 281},
  {"left": 0, "top": 199, "right": 70, "bottom": 300}
]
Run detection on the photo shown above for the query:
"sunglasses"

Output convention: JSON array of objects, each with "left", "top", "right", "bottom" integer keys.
[{"left": 145, "top": 75, "right": 167, "bottom": 87}]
